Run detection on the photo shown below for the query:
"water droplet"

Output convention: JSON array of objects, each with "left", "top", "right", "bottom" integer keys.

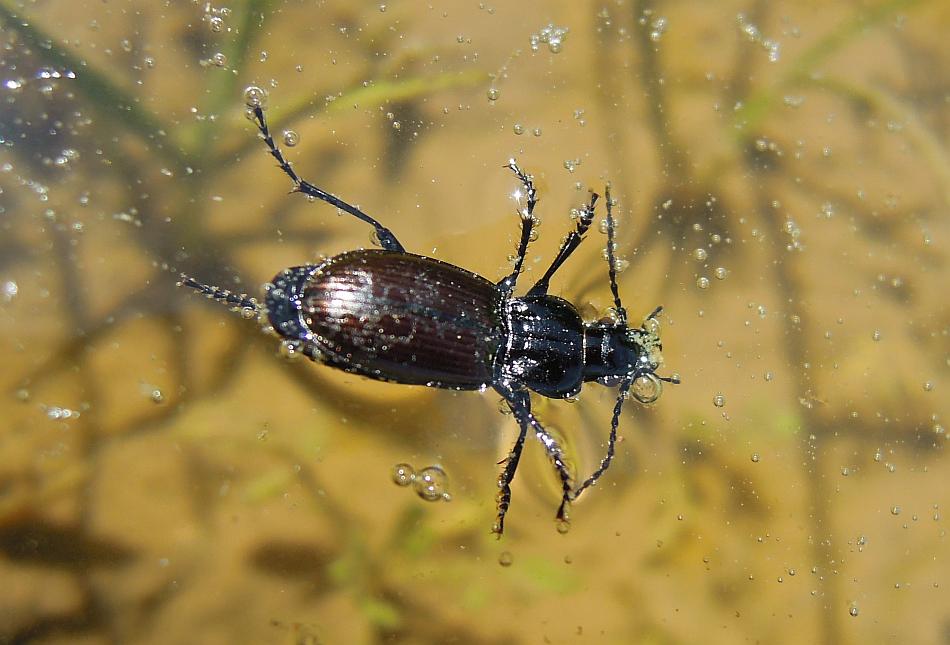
[
  {"left": 713, "top": 394, "right": 725, "bottom": 408},
  {"left": 391, "top": 463, "right": 415, "bottom": 486},
  {"left": 556, "top": 518, "right": 571, "bottom": 534},
  {"left": 283, "top": 129, "right": 300, "bottom": 147}
]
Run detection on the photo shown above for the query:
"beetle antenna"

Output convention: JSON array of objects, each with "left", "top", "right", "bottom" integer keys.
[
  {"left": 572, "top": 376, "right": 632, "bottom": 501},
  {"left": 178, "top": 274, "right": 261, "bottom": 314},
  {"left": 604, "top": 185, "right": 627, "bottom": 325},
  {"left": 658, "top": 374, "right": 681, "bottom": 385}
]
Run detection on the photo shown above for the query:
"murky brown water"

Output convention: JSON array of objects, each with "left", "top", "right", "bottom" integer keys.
[{"left": 1, "top": 1, "right": 947, "bottom": 643}]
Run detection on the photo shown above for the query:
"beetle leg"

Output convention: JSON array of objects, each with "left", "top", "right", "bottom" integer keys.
[
  {"left": 497, "top": 159, "right": 538, "bottom": 295},
  {"left": 572, "top": 377, "right": 631, "bottom": 501},
  {"left": 492, "top": 388, "right": 530, "bottom": 536},
  {"left": 251, "top": 106, "right": 406, "bottom": 253},
  {"left": 496, "top": 383, "right": 573, "bottom": 530},
  {"left": 528, "top": 191, "right": 598, "bottom": 296},
  {"left": 602, "top": 185, "right": 627, "bottom": 324}
]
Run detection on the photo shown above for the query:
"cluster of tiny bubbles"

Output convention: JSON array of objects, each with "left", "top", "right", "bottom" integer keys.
[
  {"left": 243, "top": 85, "right": 267, "bottom": 109},
  {"left": 278, "top": 339, "right": 305, "bottom": 361},
  {"left": 783, "top": 218, "right": 803, "bottom": 251},
  {"left": 736, "top": 13, "right": 781, "bottom": 62},
  {"left": 563, "top": 158, "right": 581, "bottom": 173},
  {"left": 282, "top": 129, "right": 300, "bottom": 147},
  {"left": 530, "top": 23, "right": 569, "bottom": 53},
  {"left": 573, "top": 108, "right": 586, "bottom": 126},
  {"left": 648, "top": 16, "right": 668, "bottom": 41},
  {"left": 44, "top": 405, "right": 80, "bottom": 420},
  {"left": 712, "top": 394, "right": 726, "bottom": 408}
]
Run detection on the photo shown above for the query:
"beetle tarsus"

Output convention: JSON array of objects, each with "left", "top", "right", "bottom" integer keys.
[{"left": 497, "top": 159, "right": 539, "bottom": 295}]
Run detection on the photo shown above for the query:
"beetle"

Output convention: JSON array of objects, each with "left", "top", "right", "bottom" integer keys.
[{"left": 180, "top": 100, "right": 679, "bottom": 535}]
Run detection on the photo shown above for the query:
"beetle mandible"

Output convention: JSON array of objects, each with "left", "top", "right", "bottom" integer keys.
[{"left": 180, "top": 97, "right": 679, "bottom": 535}]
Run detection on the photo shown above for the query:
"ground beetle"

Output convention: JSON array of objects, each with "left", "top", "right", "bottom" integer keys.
[{"left": 180, "top": 98, "right": 679, "bottom": 535}]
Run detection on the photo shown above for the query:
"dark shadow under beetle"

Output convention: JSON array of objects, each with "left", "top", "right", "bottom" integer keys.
[{"left": 180, "top": 98, "right": 679, "bottom": 536}]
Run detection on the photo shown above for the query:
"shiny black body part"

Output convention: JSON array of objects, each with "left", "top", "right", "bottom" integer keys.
[{"left": 180, "top": 103, "right": 679, "bottom": 535}]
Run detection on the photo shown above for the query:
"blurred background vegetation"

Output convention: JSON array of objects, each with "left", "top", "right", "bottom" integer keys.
[{"left": 0, "top": 0, "right": 947, "bottom": 643}]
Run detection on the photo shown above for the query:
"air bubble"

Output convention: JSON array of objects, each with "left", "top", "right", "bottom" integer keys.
[
  {"left": 498, "top": 551, "right": 514, "bottom": 567},
  {"left": 632, "top": 374, "right": 662, "bottom": 404},
  {"left": 244, "top": 85, "right": 267, "bottom": 108},
  {"left": 714, "top": 267, "right": 728, "bottom": 280},
  {"left": 696, "top": 276, "right": 710, "bottom": 289},
  {"left": 713, "top": 394, "right": 725, "bottom": 408},
  {"left": 150, "top": 389, "right": 165, "bottom": 404},
  {"left": 693, "top": 248, "right": 708, "bottom": 261},
  {"left": 391, "top": 463, "right": 415, "bottom": 486},
  {"left": 512, "top": 123, "right": 525, "bottom": 135},
  {"left": 283, "top": 130, "right": 300, "bottom": 147},
  {"left": 413, "top": 466, "right": 450, "bottom": 502},
  {"left": 211, "top": 52, "right": 227, "bottom": 67},
  {"left": 487, "top": 87, "right": 500, "bottom": 101}
]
